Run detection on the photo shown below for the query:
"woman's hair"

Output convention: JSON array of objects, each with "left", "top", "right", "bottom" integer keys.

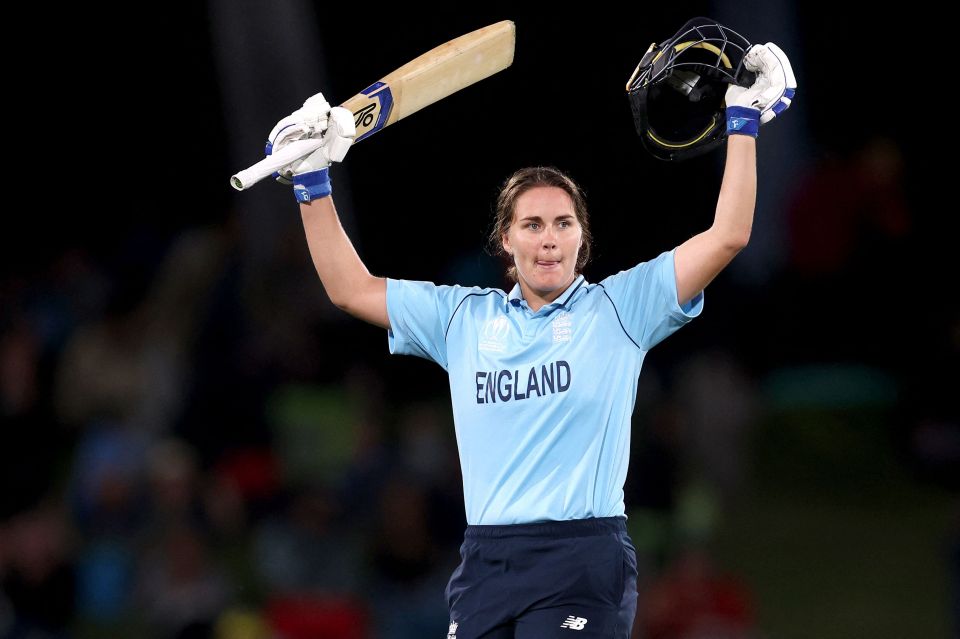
[{"left": 487, "top": 166, "right": 593, "bottom": 282}]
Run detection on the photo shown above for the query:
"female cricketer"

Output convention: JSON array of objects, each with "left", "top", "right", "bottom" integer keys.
[{"left": 263, "top": 41, "right": 794, "bottom": 639}]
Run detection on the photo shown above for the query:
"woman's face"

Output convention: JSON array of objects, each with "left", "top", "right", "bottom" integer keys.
[{"left": 502, "top": 186, "right": 583, "bottom": 305}]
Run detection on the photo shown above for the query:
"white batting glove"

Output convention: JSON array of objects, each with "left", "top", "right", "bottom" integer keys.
[
  {"left": 265, "top": 93, "right": 357, "bottom": 201},
  {"left": 267, "top": 92, "right": 332, "bottom": 164},
  {"left": 725, "top": 42, "right": 797, "bottom": 137}
]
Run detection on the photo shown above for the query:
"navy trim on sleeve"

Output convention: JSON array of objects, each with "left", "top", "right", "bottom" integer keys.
[
  {"left": 597, "top": 283, "right": 642, "bottom": 351},
  {"left": 444, "top": 290, "right": 506, "bottom": 341}
]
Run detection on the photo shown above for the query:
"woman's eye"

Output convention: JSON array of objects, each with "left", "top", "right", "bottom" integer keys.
[{"left": 528, "top": 223, "right": 540, "bottom": 230}]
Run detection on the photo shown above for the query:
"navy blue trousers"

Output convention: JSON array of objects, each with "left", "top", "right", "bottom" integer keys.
[{"left": 444, "top": 517, "right": 638, "bottom": 638}]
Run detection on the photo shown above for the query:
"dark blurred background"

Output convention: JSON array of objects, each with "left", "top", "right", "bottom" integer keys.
[{"left": 2, "top": 2, "right": 955, "bottom": 639}]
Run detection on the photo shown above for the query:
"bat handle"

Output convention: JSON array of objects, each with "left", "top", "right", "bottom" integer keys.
[{"left": 230, "top": 139, "right": 324, "bottom": 191}]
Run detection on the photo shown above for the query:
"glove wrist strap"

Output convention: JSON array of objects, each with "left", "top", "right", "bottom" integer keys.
[
  {"left": 293, "top": 168, "right": 332, "bottom": 202},
  {"left": 726, "top": 106, "right": 760, "bottom": 138}
]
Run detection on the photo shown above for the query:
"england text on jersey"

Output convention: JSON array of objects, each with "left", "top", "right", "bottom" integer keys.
[{"left": 475, "top": 361, "right": 571, "bottom": 404}]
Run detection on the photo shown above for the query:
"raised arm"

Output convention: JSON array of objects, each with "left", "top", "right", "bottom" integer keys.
[
  {"left": 674, "top": 42, "right": 797, "bottom": 307},
  {"left": 265, "top": 91, "right": 389, "bottom": 329},
  {"left": 299, "top": 197, "right": 388, "bottom": 329},
  {"left": 674, "top": 136, "right": 756, "bottom": 306}
]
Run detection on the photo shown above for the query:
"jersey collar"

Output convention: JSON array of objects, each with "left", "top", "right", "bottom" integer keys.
[{"left": 507, "top": 274, "right": 587, "bottom": 311}]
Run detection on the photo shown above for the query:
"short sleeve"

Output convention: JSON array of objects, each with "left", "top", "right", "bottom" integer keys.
[
  {"left": 385, "top": 278, "right": 469, "bottom": 370},
  {"left": 598, "top": 248, "right": 704, "bottom": 351}
]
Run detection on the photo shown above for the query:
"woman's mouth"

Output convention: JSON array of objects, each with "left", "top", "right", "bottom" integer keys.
[{"left": 536, "top": 260, "right": 560, "bottom": 270}]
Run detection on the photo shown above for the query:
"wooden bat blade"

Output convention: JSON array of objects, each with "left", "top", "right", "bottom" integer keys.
[
  {"left": 342, "top": 20, "right": 515, "bottom": 143},
  {"left": 231, "top": 20, "right": 515, "bottom": 191}
]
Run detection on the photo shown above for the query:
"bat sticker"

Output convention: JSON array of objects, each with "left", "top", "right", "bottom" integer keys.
[{"left": 354, "top": 82, "right": 394, "bottom": 143}]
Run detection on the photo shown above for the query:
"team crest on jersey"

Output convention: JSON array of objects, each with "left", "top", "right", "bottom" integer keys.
[
  {"left": 479, "top": 317, "right": 509, "bottom": 352},
  {"left": 552, "top": 311, "right": 572, "bottom": 343},
  {"left": 447, "top": 621, "right": 458, "bottom": 639}
]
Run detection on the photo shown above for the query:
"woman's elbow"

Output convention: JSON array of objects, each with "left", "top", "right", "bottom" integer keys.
[{"left": 728, "top": 229, "right": 751, "bottom": 251}]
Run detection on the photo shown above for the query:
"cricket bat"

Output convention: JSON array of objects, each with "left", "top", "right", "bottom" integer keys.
[{"left": 231, "top": 20, "right": 515, "bottom": 191}]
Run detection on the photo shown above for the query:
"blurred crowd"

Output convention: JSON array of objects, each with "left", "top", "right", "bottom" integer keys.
[{"left": 1, "top": 134, "right": 957, "bottom": 639}]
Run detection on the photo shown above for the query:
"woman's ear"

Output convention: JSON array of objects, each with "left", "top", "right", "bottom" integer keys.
[{"left": 502, "top": 234, "right": 512, "bottom": 256}]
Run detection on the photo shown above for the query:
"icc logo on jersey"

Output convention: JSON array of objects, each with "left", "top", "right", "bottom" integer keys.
[{"left": 479, "top": 317, "right": 509, "bottom": 353}]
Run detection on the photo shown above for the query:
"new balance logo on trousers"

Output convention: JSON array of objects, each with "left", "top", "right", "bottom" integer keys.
[{"left": 560, "top": 616, "right": 588, "bottom": 630}]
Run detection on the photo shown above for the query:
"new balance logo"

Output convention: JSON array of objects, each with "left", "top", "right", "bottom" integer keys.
[{"left": 560, "top": 616, "right": 588, "bottom": 630}]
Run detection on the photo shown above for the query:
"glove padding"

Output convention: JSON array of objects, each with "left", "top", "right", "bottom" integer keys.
[
  {"left": 275, "top": 107, "right": 355, "bottom": 178},
  {"left": 725, "top": 42, "right": 797, "bottom": 136},
  {"left": 265, "top": 92, "right": 357, "bottom": 201},
  {"left": 268, "top": 92, "right": 333, "bottom": 162}
]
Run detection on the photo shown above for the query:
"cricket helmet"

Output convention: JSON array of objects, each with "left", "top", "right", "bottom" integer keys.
[{"left": 626, "top": 17, "right": 756, "bottom": 161}]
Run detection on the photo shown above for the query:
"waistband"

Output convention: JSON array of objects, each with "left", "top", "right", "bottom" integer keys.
[{"left": 464, "top": 516, "right": 626, "bottom": 539}]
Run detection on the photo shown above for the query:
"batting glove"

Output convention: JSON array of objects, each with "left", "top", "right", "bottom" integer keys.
[
  {"left": 725, "top": 42, "right": 797, "bottom": 138},
  {"left": 266, "top": 92, "right": 357, "bottom": 202}
]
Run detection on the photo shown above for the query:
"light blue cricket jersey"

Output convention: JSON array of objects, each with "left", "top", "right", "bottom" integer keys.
[{"left": 385, "top": 248, "right": 704, "bottom": 525}]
